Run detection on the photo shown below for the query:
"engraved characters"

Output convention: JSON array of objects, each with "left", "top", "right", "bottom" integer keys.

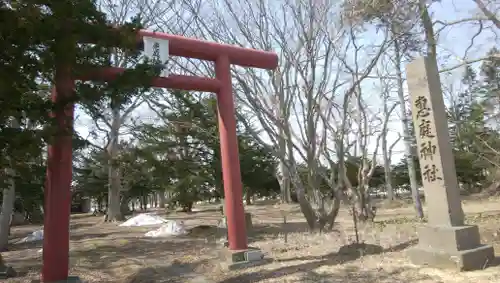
[{"left": 413, "top": 95, "right": 443, "bottom": 183}]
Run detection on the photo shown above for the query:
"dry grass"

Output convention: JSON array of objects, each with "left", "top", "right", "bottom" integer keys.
[{"left": 3, "top": 197, "right": 500, "bottom": 283}]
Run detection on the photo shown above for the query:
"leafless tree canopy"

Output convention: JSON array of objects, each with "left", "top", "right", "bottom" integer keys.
[{"left": 74, "top": 0, "right": 500, "bottom": 229}]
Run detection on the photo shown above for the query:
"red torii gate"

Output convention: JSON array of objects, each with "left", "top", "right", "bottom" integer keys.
[{"left": 42, "top": 30, "right": 278, "bottom": 282}]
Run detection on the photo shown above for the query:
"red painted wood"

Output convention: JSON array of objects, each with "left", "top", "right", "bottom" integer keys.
[
  {"left": 215, "top": 55, "right": 247, "bottom": 250},
  {"left": 81, "top": 67, "right": 221, "bottom": 92},
  {"left": 138, "top": 30, "right": 278, "bottom": 69}
]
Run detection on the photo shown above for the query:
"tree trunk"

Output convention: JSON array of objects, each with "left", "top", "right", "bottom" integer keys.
[
  {"left": 96, "top": 196, "right": 104, "bottom": 212},
  {"left": 278, "top": 141, "right": 291, "bottom": 203},
  {"left": 393, "top": 34, "right": 424, "bottom": 219},
  {"left": 245, "top": 193, "right": 252, "bottom": 205},
  {"left": 353, "top": 190, "right": 365, "bottom": 220},
  {"left": 351, "top": 183, "right": 376, "bottom": 222},
  {"left": 120, "top": 194, "right": 130, "bottom": 216},
  {"left": 139, "top": 195, "right": 145, "bottom": 210},
  {"left": 383, "top": 157, "right": 394, "bottom": 201},
  {"left": 181, "top": 202, "right": 193, "bottom": 212},
  {"left": 106, "top": 183, "right": 122, "bottom": 221},
  {"left": 277, "top": 79, "right": 292, "bottom": 204},
  {"left": 158, "top": 192, "right": 166, "bottom": 208},
  {"left": 297, "top": 192, "right": 318, "bottom": 229},
  {"left": 29, "top": 205, "right": 44, "bottom": 224},
  {"left": 382, "top": 130, "right": 394, "bottom": 201},
  {"left": 106, "top": 106, "right": 124, "bottom": 222},
  {"left": 325, "top": 188, "right": 342, "bottom": 230},
  {"left": 0, "top": 185, "right": 16, "bottom": 251},
  {"left": 142, "top": 195, "right": 148, "bottom": 211}
]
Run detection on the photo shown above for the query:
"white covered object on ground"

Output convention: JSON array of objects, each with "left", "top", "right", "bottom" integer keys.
[
  {"left": 119, "top": 213, "right": 167, "bottom": 227},
  {"left": 145, "top": 221, "right": 188, "bottom": 237},
  {"left": 20, "top": 229, "right": 44, "bottom": 243}
]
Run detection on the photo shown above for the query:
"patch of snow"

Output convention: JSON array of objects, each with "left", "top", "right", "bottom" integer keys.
[
  {"left": 144, "top": 221, "right": 187, "bottom": 237},
  {"left": 19, "top": 229, "right": 44, "bottom": 243},
  {"left": 119, "top": 213, "right": 167, "bottom": 227}
]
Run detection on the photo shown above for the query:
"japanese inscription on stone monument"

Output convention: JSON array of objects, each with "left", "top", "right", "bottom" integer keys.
[{"left": 412, "top": 94, "right": 442, "bottom": 183}]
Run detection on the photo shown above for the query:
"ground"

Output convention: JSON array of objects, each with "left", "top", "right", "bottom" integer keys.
[{"left": 3, "top": 197, "right": 500, "bottom": 283}]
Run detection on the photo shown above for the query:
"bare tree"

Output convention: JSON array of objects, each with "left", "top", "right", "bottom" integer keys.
[
  {"left": 176, "top": 0, "right": 395, "bottom": 229},
  {"left": 324, "top": 23, "right": 399, "bottom": 221},
  {"left": 341, "top": 0, "right": 425, "bottom": 217},
  {"left": 82, "top": 0, "right": 176, "bottom": 221},
  {"left": 377, "top": 66, "right": 401, "bottom": 201}
]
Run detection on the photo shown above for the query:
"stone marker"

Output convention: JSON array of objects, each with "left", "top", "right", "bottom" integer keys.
[{"left": 406, "top": 56, "right": 494, "bottom": 271}]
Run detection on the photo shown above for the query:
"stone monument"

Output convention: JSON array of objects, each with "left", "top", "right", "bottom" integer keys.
[{"left": 406, "top": 56, "right": 494, "bottom": 271}]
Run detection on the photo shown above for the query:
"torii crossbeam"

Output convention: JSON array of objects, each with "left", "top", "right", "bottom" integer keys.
[{"left": 42, "top": 29, "right": 278, "bottom": 282}]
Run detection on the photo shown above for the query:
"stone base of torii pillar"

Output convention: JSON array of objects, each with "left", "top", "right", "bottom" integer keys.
[{"left": 405, "top": 56, "right": 494, "bottom": 271}]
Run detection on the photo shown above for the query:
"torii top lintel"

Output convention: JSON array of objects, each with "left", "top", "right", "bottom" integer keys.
[{"left": 138, "top": 30, "right": 278, "bottom": 70}]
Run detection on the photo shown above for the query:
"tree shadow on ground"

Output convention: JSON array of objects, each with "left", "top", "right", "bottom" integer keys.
[
  {"left": 69, "top": 222, "right": 97, "bottom": 230},
  {"left": 2, "top": 246, "right": 43, "bottom": 278},
  {"left": 295, "top": 266, "right": 435, "bottom": 283},
  {"left": 69, "top": 231, "right": 124, "bottom": 241},
  {"left": 247, "top": 222, "right": 341, "bottom": 243},
  {"left": 120, "top": 257, "right": 435, "bottom": 283},
  {"left": 6, "top": 231, "right": 124, "bottom": 252},
  {"left": 122, "top": 259, "right": 212, "bottom": 283},
  {"left": 218, "top": 240, "right": 417, "bottom": 283},
  {"left": 248, "top": 199, "right": 280, "bottom": 206},
  {"left": 4, "top": 236, "right": 213, "bottom": 280},
  {"left": 70, "top": 237, "right": 212, "bottom": 271},
  {"left": 70, "top": 213, "right": 96, "bottom": 219},
  {"left": 275, "top": 240, "right": 416, "bottom": 263},
  {"left": 176, "top": 223, "right": 310, "bottom": 244},
  {"left": 5, "top": 240, "right": 42, "bottom": 252}
]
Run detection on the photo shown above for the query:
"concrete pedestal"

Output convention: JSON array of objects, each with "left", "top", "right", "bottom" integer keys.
[
  {"left": 219, "top": 248, "right": 267, "bottom": 271},
  {"left": 408, "top": 225, "right": 494, "bottom": 271}
]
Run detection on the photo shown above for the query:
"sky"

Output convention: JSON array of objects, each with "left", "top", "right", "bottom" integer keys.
[{"left": 74, "top": 0, "right": 499, "bottom": 166}]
